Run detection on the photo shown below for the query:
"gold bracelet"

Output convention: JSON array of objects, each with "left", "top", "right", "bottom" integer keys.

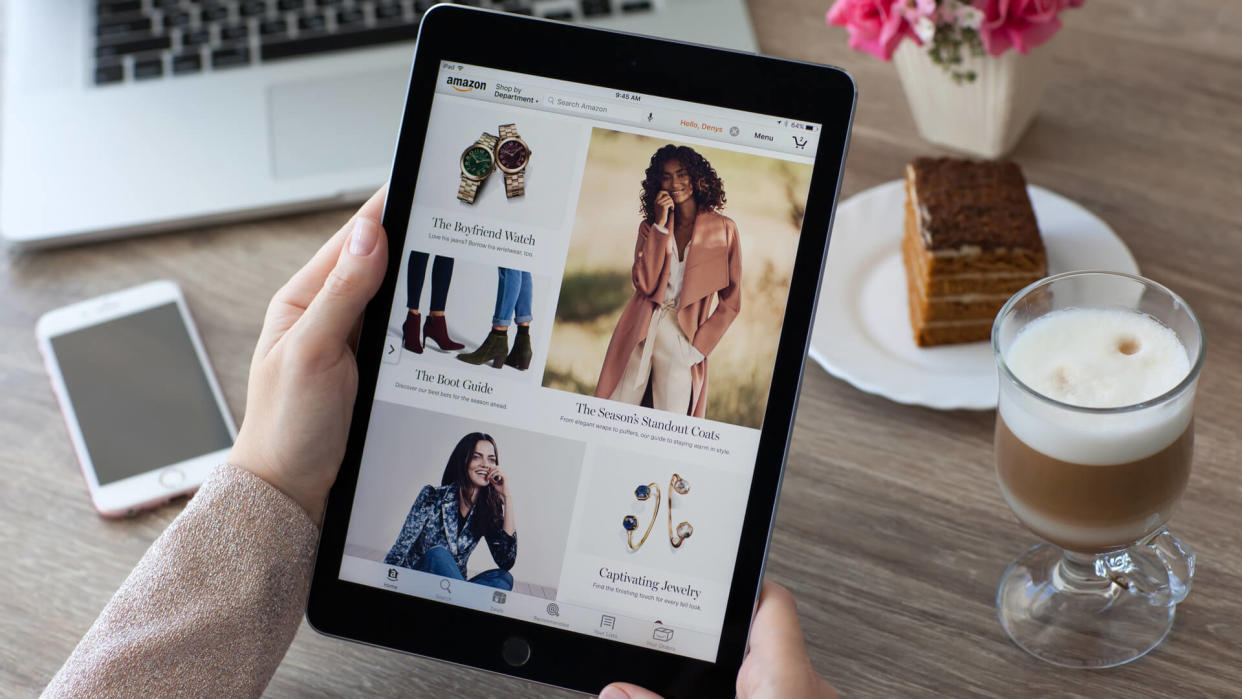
[
  {"left": 623, "top": 482, "right": 661, "bottom": 550},
  {"left": 668, "top": 473, "right": 694, "bottom": 548}
]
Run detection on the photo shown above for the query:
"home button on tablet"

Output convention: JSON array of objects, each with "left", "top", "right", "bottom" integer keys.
[
  {"left": 159, "top": 468, "right": 185, "bottom": 488},
  {"left": 501, "top": 637, "right": 531, "bottom": 667}
]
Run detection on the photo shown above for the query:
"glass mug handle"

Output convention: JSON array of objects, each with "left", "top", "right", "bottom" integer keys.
[{"left": 1096, "top": 529, "right": 1195, "bottom": 608}]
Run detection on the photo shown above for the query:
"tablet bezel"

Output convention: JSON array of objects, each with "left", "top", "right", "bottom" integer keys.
[{"left": 308, "top": 6, "right": 855, "bottom": 695}]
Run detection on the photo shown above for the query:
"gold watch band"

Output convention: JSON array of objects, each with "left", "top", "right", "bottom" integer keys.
[
  {"left": 457, "top": 176, "right": 481, "bottom": 203},
  {"left": 504, "top": 170, "right": 525, "bottom": 198}
]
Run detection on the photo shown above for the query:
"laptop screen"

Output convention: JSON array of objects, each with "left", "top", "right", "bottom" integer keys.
[{"left": 338, "top": 60, "right": 820, "bottom": 662}]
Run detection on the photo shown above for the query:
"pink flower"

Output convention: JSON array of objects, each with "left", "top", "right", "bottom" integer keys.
[
  {"left": 977, "top": 0, "right": 1072, "bottom": 56},
  {"left": 826, "top": 0, "right": 918, "bottom": 61}
]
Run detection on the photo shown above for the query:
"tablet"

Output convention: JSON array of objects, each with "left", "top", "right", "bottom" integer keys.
[{"left": 308, "top": 6, "right": 855, "bottom": 695}]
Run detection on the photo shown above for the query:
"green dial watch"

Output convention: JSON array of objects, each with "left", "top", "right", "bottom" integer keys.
[{"left": 458, "top": 132, "right": 498, "bottom": 204}]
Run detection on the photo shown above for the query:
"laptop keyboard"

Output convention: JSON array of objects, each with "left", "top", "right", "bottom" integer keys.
[{"left": 93, "top": 0, "right": 657, "bottom": 85}]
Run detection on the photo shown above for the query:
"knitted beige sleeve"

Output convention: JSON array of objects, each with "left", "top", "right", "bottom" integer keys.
[{"left": 43, "top": 463, "right": 319, "bottom": 699}]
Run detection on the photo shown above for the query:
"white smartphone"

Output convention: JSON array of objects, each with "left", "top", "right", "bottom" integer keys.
[{"left": 36, "top": 280, "right": 237, "bottom": 516}]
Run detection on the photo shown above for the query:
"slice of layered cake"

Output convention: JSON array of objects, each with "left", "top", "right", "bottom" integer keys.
[{"left": 902, "top": 157, "right": 1047, "bottom": 347}]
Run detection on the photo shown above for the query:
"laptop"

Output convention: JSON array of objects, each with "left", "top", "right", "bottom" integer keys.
[{"left": 0, "top": 0, "right": 757, "bottom": 248}]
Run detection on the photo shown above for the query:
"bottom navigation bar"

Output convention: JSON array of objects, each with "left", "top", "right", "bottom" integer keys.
[{"left": 338, "top": 556, "right": 719, "bottom": 662}]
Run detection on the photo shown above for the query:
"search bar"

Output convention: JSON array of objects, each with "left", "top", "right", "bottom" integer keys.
[{"left": 543, "top": 92, "right": 643, "bottom": 123}]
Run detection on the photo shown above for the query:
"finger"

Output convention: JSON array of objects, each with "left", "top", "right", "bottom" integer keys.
[
  {"left": 292, "top": 212, "right": 390, "bottom": 358},
  {"left": 599, "top": 683, "right": 664, "bottom": 699},
  {"left": 255, "top": 227, "right": 348, "bottom": 358},
  {"left": 748, "top": 582, "right": 809, "bottom": 660},
  {"left": 257, "top": 186, "right": 389, "bottom": 354},
  {"left": 273, "top": 185, "right": 388, "bottom": 313}
]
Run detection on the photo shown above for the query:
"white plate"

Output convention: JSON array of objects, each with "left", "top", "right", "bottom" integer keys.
[{"left": 808, "top": 180, "right": 1138, "bottom": 411}]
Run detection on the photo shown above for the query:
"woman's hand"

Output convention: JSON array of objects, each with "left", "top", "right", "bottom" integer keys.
[
  {"left": 490, "top": 465, "right": 517, "bottom": 536},
  {"left": 487, "top": 466, "right": 508, "bottom": 499},
  {"left": 228, "top": 187, "right": 390, "bottom": 525},
  {"left": 655, "top": 190, "right": 675, "bottom": 228},
  {"left": 599, "top": 582, "right": 836, "bottom": 699}
]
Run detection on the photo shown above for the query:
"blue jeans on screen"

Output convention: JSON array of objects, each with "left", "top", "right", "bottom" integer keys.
[
  {"left": 413, "top": 545, "right": 514, "bottom": 591},
  {"left": 492, "top": 268, "right": 533, "bottom": 327}
]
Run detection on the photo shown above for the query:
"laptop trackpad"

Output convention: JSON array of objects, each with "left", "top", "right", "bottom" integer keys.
[{"left": 268, "top": 70, "right": 408, "bottom": 180}]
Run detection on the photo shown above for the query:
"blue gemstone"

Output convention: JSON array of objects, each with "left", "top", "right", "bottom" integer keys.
[
  {"left": 623, "top": 515, "right": 638, "bottom": 531},
  {"left": 635, "top": 485, "right": 650, "bottom": 499}
]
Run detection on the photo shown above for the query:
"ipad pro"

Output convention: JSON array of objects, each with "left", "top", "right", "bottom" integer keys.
[{"left": 309, "top": 6, "right": 855, "bottom": 695}]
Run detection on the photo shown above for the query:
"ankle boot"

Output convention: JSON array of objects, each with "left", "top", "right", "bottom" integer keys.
[
  {"left": 457, "top": 330, "right": 509, "bottom": 368},
  {"left": 505, "top": 330, "right": 532, "bottom": 371},
  {"left": 423, "top": 314, "right": 464, "bottom": 350},
  {"left": 402, "top": 312, "right": 423, "bottom": 353}
]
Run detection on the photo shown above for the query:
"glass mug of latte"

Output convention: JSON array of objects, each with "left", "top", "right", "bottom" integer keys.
[{"left": 991, "top": 271, "right": 1204, "bottom": 668}]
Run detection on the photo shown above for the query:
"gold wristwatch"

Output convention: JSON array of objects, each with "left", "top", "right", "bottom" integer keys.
[
  {"left": 495, "top": 123, "right": 531, "bottom": 198},
  {"left": 458, "top": 132, "right": 497, "bottom": 204}
]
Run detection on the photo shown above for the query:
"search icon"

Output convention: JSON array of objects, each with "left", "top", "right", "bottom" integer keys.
[{"left": 440, "top": 579, "right": 452, "bottom": 593}]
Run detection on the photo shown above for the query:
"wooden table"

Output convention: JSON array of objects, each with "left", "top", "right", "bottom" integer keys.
[{"left": 4, "top": 2, "right": 1241, "bottom": 696}]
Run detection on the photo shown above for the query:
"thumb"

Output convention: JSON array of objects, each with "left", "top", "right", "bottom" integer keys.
[
  {"left": 295, "top": 215, "right": 388, "bottom": 353},
  {"left": 600, "top": 683, "right": 664, "bottom": 699},
  {"left": 749, "top": 582, "right": 810, "bottom": 661}
]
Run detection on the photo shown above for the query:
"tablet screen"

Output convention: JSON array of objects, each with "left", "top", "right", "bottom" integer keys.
[{"left": 339, "top": 61, "right": 820, "bottom": 663}]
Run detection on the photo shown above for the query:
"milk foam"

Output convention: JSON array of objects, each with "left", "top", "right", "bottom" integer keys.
[
  {"left": 1000, "top": 308, "right": 1194, "bottom": 466},
  {"left": 1006, "top": 308, "right": 1189, "bottom": 408}
]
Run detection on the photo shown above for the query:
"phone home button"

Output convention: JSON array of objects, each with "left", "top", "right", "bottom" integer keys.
[
  {"left": 159, "top": 468, "right": 185, "bottom": 489},
  {"left": 501, "top": 637, "right": 531, "bottom": 668}
]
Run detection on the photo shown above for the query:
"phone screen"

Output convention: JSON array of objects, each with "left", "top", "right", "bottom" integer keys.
[{"left": 49, "top": 302, "right": 233, "bottom": 485}]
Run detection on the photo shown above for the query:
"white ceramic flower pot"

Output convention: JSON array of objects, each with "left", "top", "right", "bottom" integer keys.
[{"left": 892, "top": 40, "right": 1053, "bottom": 159}]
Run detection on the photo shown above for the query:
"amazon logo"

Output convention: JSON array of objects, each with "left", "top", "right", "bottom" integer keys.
[{"left": 446, "top": 76, "right": 487, "bottom": 92}]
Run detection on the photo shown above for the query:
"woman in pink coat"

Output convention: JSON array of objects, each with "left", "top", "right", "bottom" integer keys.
[{"left": 595, "top": 144, "right": 743, "bottom": 418}]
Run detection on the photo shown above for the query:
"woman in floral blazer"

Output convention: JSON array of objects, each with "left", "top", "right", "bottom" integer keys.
[{"left": 384, "top": 432, "right": 517, "bottom": 590}]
